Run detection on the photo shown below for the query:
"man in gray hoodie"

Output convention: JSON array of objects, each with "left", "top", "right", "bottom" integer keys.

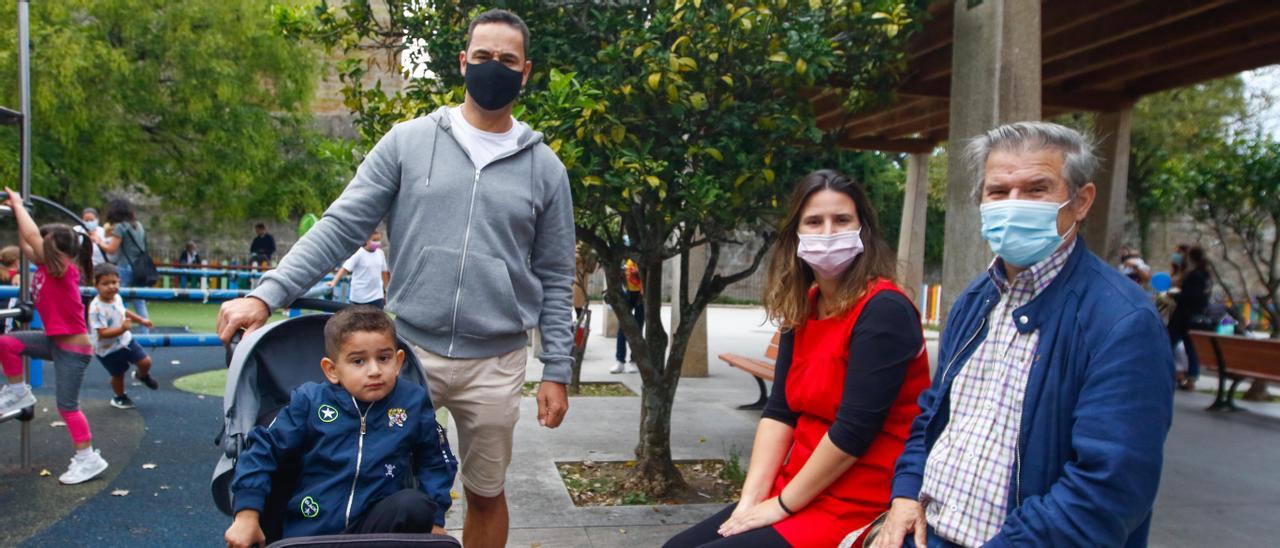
[{"left": 216, "top": 10, "right": 574, "bottom": 547}]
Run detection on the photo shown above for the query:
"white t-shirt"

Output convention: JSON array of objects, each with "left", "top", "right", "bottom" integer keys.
[
  {"left": 73, "top": 225, "right": 108, "bottom": 266},
  {"left": 342, "top": 247, "right": 389, "bottom": 304},
  {"left": 448, "top": 106, "right": 522, "bottom": 169},
  {"left": 88, "top": 294, "right": 131, "bottom": 356}
]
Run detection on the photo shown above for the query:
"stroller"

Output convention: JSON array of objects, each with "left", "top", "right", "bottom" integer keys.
[{"left": 210, "top": 300, "right": 459, "bottom": 548}]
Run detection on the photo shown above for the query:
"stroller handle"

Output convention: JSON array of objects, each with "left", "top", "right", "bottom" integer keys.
[{"left": 223, "top": 298, "right": 352, "bottom": 367}]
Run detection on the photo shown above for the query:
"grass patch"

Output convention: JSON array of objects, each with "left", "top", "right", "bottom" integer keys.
[
  {"left": 173, "top": 368, "right": 228, "bottom": 397},
  {"left": 146, "top": 301, "right": 297, "bottom": 333},
  {"left": 521, "top": 381, "right": 635, "bottom": 397},
  {"left": 556, "top": 459, "right": 744, "bottom": 507}
]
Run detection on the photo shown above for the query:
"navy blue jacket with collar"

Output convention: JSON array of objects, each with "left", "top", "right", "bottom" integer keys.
[
  {"left": 232, "top": 379, "right": 457, "bottom": 538},
  {"left": 892, "top": 236, "right": 1174, "bottom": 547}
]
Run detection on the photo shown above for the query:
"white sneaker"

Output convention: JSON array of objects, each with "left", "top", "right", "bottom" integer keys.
[
  {"left": 625, "top": 361, "right": 639, "bottom": 373},
  {"left": 59, "top": 450, "right": 109, "bottom": 485},
  {"left": 0, "top": 384, "right": 36, "bottom": 416},
  {"left": 610, "top": 361, "right": 626, "bottom": 374}
]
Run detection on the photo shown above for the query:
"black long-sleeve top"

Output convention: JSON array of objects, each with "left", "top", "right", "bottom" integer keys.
[{"left": 761, "top": 291, "right": 923, "bottom": 458}]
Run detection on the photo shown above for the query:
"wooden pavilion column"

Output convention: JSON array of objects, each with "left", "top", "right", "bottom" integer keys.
[
  {"left": 1083, "top": 108, "right": 1133, "bottom": 262},
  {"left": 940, "top": 0, "right": 1042, "bottom": 323},
  {"left": 898, "top": 152, "right": 931, "bottom": 306}
]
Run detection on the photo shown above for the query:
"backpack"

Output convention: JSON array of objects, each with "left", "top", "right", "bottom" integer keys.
[{"left": 120, "top": 224, "right": 159, "bottom": 287}]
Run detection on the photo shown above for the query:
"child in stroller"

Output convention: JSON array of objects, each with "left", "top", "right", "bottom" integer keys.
[{"left": 220, "top": 305, "right": 457, "bottom": 547}]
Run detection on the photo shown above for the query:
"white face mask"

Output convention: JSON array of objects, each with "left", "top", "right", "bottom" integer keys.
[{"left": 796, "top": 230, "right": 864, "bottom": 279}]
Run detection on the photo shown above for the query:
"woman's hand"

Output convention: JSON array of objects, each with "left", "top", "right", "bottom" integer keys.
[
  {"left": 140, "top": 318, "right": 154, "bottom": 328},
  {"left": 717, "top": 496, "right": 789, "bottom": 537}
]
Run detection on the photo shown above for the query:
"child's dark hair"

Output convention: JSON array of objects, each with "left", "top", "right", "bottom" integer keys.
[
  {"left": 40, "top": 223, "right": 93, "bottom": 280},
  {"left": 105, "top": 198, "right": 137, "bottom": 224},
  {"left": 94, "top": 262, "right": 121, "bottom": 284},
  {"left": 324, "top": 306, "right": 397, "bottom": 359}
]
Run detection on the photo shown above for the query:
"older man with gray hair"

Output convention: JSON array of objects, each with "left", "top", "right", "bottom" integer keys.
[{"left": 872, "top": 121, "right": 1174, "bottom": 547}]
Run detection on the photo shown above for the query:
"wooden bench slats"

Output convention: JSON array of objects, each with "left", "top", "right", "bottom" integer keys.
[
  {"left": 720, "top": 331, "right": 782, "bottom": 409},
  {"left": 1187, "top": 331, "right": 1280, "bottom": 411}
]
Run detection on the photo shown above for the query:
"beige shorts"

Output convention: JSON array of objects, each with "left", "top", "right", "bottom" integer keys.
[{"left": 413, "top": 345, "right": 526, "bottom": 498}]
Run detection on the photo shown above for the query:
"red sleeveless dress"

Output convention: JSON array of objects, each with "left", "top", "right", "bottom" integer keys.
[{"left": 769, "top": 279, "right": 930, "bottom": 547}]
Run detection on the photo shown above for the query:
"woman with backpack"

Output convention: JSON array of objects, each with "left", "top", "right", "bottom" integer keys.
[{"left": 98, "top": 198, "right": 152, "bottom": 333}]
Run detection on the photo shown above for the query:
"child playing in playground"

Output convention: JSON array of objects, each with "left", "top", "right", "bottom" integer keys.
[
  {"left": 0, "top": 187, "right": 107, "bottom": 485},
  {"left": 225, "top": 306, "right": 456, "bottom": 546},
  {"left": 89, "top": 263, "right": 157, "bottom": 410},
  {"left": 326, "top": 230, "right": 389, "bottom": 308},
  {"left": 0, "top": 246, "right": 20, "bottom": 284}
]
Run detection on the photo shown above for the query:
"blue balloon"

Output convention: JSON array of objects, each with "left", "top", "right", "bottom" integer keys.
[{"left": 1151, "top": 272, "right": 1172, "bottom": 293}]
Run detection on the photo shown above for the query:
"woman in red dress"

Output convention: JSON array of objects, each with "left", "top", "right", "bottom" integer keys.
[{"left": 667, "top": 170, "right": 930, "bottom": 547}]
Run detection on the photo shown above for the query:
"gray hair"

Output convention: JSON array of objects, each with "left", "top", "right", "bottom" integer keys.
[
  {"left": 964, "top": 121, "right": 1099, "bottom": 202},
  {"left": 81, "top": 207, "right": 98, "bottom": 217}
]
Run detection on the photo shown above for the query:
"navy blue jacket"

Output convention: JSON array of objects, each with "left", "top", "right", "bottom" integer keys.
[
  {"left": 892, "top": 237, "right": 1174, "bottom": 547},
  {"left": 232, "top": 380, "right": 456, "bottom": 537}
]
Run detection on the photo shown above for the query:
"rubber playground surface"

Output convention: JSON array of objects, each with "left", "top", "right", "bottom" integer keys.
[{"left": 0, "top": 345, "right": 229, "bottom": 546}]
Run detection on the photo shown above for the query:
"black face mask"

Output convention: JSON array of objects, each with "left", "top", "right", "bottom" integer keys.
[{"left": 465, "top": 60, "right": 524, "bottom": 111}]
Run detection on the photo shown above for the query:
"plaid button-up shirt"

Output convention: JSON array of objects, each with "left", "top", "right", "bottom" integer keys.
[{"left": 918, "top": 239, "right": 1075, "bottom": 546}]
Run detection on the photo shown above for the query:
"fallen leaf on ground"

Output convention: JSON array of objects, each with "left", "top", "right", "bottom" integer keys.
[
  {"left": 170, "top": 360, "right": 181, "bottom": 365},
  {"left": 159, "top": 485, "right": 170, "bottom": 490},
  {"left": 142, "top": 463, "right": 157, "bottom": 469},
  {"left": 39, "top": 469, "right": 50, "bottom": 477},
  {"left": 111, "top": 489, "right": 129, "bottom": 496},
  {"left": 197, "top": 395, "right": 206, "bottom": 399},
  {"left": 49, "top": 421, "right": 66, "bottom": 428}
]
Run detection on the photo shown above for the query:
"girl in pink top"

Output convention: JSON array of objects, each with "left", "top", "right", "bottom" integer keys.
[{"left": 0, "top": 187, "right": 107, "bottom": 485}]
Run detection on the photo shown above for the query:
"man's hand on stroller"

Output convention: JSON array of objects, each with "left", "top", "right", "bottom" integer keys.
[
  {"left": 217, "top": 297, "right": 271, "bottom": 343},
  {"left": 225, "top": 509, "right": 266, "bottom": 548}
]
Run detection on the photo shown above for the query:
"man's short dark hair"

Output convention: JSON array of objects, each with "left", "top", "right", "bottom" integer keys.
[
  {"left": 93, "top": 262, "right": 120, "bottom": 283},
  {"left": 467, "top": 9, "right": 530, "bottom": 57},
  {"left": 254, "top": 223, "right": 266, "bottom": 230},
  {"left": 324, "top": 306, "right": 397, "bottom": 359}
]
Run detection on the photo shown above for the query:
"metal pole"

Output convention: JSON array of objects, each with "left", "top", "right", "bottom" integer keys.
[{"left": 17, "top": 0, "right": 33, "bottom": 471}]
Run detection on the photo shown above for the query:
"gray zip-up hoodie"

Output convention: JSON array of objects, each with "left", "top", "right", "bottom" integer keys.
[{"left": 250, "top": 106, "right": 576, "bottom": 383}]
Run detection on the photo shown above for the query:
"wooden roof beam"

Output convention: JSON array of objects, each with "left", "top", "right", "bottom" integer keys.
[
  {"left": 898, "top": 79, "right": 1133, "bottom": 111},
  {"left": 1043, "top": 1, "right": 1280, "bottom": 86},
  {"left": 905, "top": 0, "right": 1230, "bottom": 88},
  {"left": 1126, "top": 46, "right": 1280, "bottom": 97},
  {"left": 1043, "top": 0, "right": 1231, "bottom": 65},
  {"left": 1068, "top": 25, "right": 1280, "bottom": 92},
  {"left": 836, "top": 136, "right": 937, "bottom": 153}
]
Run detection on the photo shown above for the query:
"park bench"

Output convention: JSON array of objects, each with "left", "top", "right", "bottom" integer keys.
[
  {"left": 1188, "top": 331, "right": 1280, "bottom": 412},
  {"left": 718, "top": 331, "right": 780, "bottom": 410}
]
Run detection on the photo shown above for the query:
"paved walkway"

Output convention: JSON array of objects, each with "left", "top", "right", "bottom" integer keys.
[{"left": 1, "top": 304, "right": 1277, "bottom": 547}]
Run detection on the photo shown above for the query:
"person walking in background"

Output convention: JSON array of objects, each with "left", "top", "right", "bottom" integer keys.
[
  {"left": 97, "top": 198, "right": 151, "bottom": 334},
  {"left": 874, "top": 122, "right": 1173, "bottom": 547},
  {"left": 327, "top": 231, "right": 389, "bottom": 308},
  {"left": 1169, "top": 244, "right": 1213, "bottom": 390},
  {"left": 612, "top": 250, "right": 642, "bottom": 374},
  {"left": 249, "top": 223, "right": 276, "bottom": 265},
  {"left": 666, "top": 170, "right": 929, "bottom": 548}
]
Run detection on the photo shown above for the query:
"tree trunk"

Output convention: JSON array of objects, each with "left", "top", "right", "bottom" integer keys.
[{"left": 625, "top": 377, "right": 688, "bottom": 497}]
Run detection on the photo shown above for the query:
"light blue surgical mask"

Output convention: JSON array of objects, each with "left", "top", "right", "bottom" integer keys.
[
  {"left": 1170, "top": 253, "right": 1183, "bottom": 266},
  {"left": 980, "top": 199, "right": 1075, "bottom": 268},
  {"left": 83, "top": 220, "right": 98, "bottom": 232}
]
